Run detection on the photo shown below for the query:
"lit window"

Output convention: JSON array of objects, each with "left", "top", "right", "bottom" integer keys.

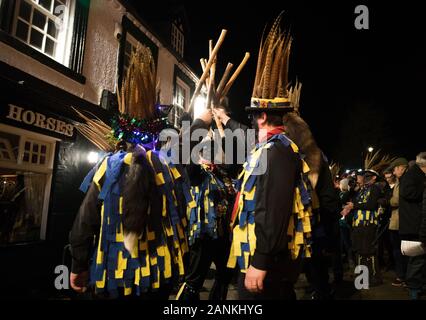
[
  {"left": 12, "top": 0, "right": 74, "bottom": 65},
  {"left": 171, "top": 23, "right": 184, "bottom": 57},
  {"left": 0, "top": 126, "right": 56, "bottom": 244},
  {"left": 175, "top": 77, "right": 190, "bottom": 111}
]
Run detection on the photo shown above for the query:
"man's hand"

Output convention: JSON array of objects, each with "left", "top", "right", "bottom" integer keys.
[
  {"left": 212, "top": 107, "right": 230, "bottom": 126},
  {"left": 245, "top": 265, "right": 267, "bottom": 294},
  {"left": 340, "top": 207, "right": 350, "bottom": 217},
  {"left": 197, "top": 109, "right": 213, "bottom": 125},
  {"left": 70, "top": 271, "right": 89, "bottom": 293},
  {"left": 345, "top": 202, "right": 354, "bottom": 210}
]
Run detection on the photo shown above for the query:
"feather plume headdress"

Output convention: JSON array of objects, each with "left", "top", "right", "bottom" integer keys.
[
  {"left": 329, "top": 162, "right": 341, "bottom": 180},
  {"left": 74, "top": 44, "right": 168, "bottom": 151},
  {"left": 247, "top": 13, "right": 293, "bottom": 111},
  {"left": 363, "top": 150, "right": 395, "bottom": 176}
]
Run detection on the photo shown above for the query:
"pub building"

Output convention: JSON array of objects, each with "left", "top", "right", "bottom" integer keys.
[{"left": 0, "top": 0, "right": 198, "bottom": 298}]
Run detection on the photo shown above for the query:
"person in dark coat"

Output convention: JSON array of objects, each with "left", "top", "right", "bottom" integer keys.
[
  {"left": 282, "top": 111, "right": 341, "bottom": 299},
  {"left": 342, "top": 169, "right": 384, "bottom": 286},
  {"left": 420, "top": 184, "right": 426, "bottom": 245},
  {"left": 177, "top": 107, "right": 241, "bottom": 301},
  {"left": 399, "top": 152, "right": 426, "bottom": 299}
]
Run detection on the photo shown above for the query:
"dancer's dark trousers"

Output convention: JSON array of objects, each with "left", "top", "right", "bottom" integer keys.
[
  {"left": 352, "top": 224, "right": 381, "bottom": 282},
  {"left": 405, "top": 254, "right": 426, "bottom": 290},
  {"left": 185, "top": 237, "right": 234, "bottom": 294},
  {"left": 238, "top": 255, "right": 301, "bottom": 300}
]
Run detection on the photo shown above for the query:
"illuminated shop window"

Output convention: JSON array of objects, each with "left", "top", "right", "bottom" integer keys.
[{"left": 0, "top": 125, "right": 56, "bottom": 244}]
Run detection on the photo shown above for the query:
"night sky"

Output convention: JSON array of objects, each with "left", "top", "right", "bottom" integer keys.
[{"left": 135, "top": 0, "right": 426, "bottom": 169}]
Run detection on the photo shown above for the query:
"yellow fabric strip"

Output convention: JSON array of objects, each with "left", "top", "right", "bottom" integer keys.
[
  {"left": 117, "top": 251, "right": 127, "bottom": 271},
  {"left": 164, "top": 246, "right": 172, "bottom": 279},
  {"left": 134, "top": 267, "right": 140, "bottom": 285},
  {"left": 170, "top": 166, "right": 181, "bottom": 179},
  {"left": 124, "top": 287, "right": 132, "bottom": 296},
  {"left": 156, "top": 172, "right": 165, "bottom": 185},
  {"left": 96, "top": 270, "right": 106, "bottom": 289},
  {"left": 124, "top": 152, "right": 132, "bottom": 165},
  {"left": 96, "top": 205, "right": 105, "bottom": 264},
  {"left": 175, "top": 283, "right": 186, "bottom": 300},
  {"left": 93, "top": 158, "right": 107, "bottom": 190},
  {"left": 141, "top": 254, "right": 150, "bottom": 277},
  {"left": 162, "top": 195, "right": 167, "bottom": 217},
  {"left": 119, "top": 197, "right": 123, "bottom": 215}
]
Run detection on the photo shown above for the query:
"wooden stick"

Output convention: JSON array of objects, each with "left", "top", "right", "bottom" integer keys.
[
  {"left": 187, "top": 29, "right": 227, "bottom": 112},
  {"left": 200, "top": 58, "right": 207, "bottom": 72},
  {"left": 221, "top": 52, "right": 250, "bottom": 97},
  {"left": 200, "top": 58, "right": 210, "bottom": 88},
  {"left": 206, "top": 65, "right": 216, "bottom": 110},
  {"left": 209, "top": 40, "right": 213, "bottom": 57},
  {"left": 206, "top": 39, "right": 217, "bottom": 110},
  {"left": 209, "top": 40, "right": 216, "bottom": 91},
  {"left": 216, "top": 62, "right": 234, "bottom": 99}
]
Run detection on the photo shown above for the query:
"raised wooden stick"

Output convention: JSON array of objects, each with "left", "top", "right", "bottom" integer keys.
[
  {"left": 206, "top": 39, "right": 217, "bottom": 110},
  {"left": 209, "top": 40, "right": 216, "bottom": 92},
  {"left": 200, "top": 58, "right": 210, "bottom": 88},
  {"left": 206, "top": 68, "right": 215, "bottom": 110},
  {"left": 200, "top": 58, "right": 206, "bottom": 71},
  {"left": 216, "top": 62, "right": 234, "bottom": 99},
  {"left": 187, "top": 29, "right": 227, "bottom": 112},
  {"left": 221, "top": 52, "right": 250, "bottom": 97}
]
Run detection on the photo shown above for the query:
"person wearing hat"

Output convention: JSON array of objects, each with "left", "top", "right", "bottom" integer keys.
[
  {"left": 398, "top": 153, "right": 426, "bottom": 299},
  {"left": 68, "top": 45, "right": 191, "bottom": 299},
  {"left": 386, "top": 157, "right": 409, "bottom": 287},
  {"left": 176, "top": 33, "right": 250, "bottom": 300},
  {"left": 341, "top": 162, "right": 386, "bottom": 286},
  {"left": 226, "top": 15, "right": 314, "bottom": 300}
]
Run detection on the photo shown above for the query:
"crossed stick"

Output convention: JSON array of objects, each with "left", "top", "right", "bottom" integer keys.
[{"left": 187, "top": 29, "right": 250, "bottom": 138}]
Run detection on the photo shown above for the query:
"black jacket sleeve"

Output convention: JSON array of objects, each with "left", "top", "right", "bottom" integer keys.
[
  {"left": 315, "top": 159, "right": 341, "bottom": 222},
  {"left": 400, "top": 166, "right": 424, "bottom": 202},
  {"left": 69, "top": 183, "right": 101, "bottom": 274},
  {"left": 251, "top": 143, "right": 299, "bottom": 270},
  {"left": 353, "top": 184, "right": 381, "bottom": 211},
  {"left": 420, "top": 187, "right": 426, "bottom": 244}
]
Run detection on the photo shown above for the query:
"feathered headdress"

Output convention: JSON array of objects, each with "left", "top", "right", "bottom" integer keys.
[
  {"left": 246, "top": 13, "right": 293, "bottom": 111},
  {"left": 288, "top": 80, "right": 302, "bottom": 113},
  {"left": 74, "top": 44, "right": 168, "bottom": 151},
  {"left": 329, "top": 162, "right": 341, "bottom": 180},
  {"left": 364, "top": 150, "right": 395, "bottom": 176}
]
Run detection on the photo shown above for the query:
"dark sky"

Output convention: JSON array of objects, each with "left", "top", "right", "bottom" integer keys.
[{"left": 134, "top": 0, "right": 426, "bottom": 169}]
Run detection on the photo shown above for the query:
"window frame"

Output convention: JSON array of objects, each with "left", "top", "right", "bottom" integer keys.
[
  {"left": 0, "top": 0, "right": 89, "bottom": 84},
  {"left": 0, "top": 123, "right": 58, "bottom": 241},
  {"left": 171, "top": 22, "right": 184, "bottom": 57},
  {"left": 175, "top": 77, "right": 190, "bottom": 111},
  {"left": 11, "top": 0, "right": 73, "bottom": 66}
]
